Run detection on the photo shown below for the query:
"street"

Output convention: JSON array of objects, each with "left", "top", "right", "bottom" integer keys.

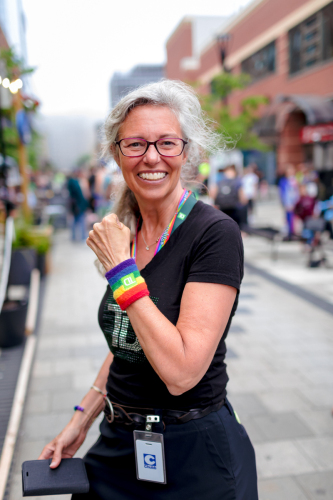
[{"left": 5, "top": 214, "right": 333, "bottom": 500}]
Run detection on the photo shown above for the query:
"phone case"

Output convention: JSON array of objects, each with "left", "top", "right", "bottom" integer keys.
[{"left": 22, "top": 458, "right": 90, "bottom": 496}]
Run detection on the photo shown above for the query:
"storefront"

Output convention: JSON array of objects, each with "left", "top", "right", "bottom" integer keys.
[
  {"left": 301, "top": 122, "right": 333, "bottom": 198},
  {"left": 255, "top": 95, "right": 333, "bottom": 197}
]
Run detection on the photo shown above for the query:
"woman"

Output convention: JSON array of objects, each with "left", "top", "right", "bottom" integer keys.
[{"left": 39, "top": 80, "right": 258, "bottom": 499}]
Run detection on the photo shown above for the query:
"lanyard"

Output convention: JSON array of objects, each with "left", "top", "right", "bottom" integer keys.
[{"left": 131, "top": 189, "right": 197, "bottom": 261}]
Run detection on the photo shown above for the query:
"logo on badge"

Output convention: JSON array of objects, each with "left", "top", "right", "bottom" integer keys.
[
  {"left": 177, "top": 212, "right": 186, "bottom": 220},
  {"left": 143, "top": 454, "right": 156, "bottom": 469}
]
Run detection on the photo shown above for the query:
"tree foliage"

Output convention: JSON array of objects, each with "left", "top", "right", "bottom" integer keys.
[{"left": 197, "top": 72, "right": 269, "bottom": 151}]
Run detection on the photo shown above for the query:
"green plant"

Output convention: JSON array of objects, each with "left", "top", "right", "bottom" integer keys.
[
  {"left": 196, "top": 72, "right": 270, "bottom": 151},
  {"left": 12, "top": 222, "right": 52, "bottom": 255}
]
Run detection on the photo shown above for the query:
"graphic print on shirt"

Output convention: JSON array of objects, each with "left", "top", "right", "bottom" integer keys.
[{"left": 102, "top": 293, "right": 159, "bottom": 364}]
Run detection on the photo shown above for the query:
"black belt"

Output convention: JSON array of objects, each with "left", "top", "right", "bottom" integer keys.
[{"left": 104, "top": 399, "right": 225, "bottom": 428}]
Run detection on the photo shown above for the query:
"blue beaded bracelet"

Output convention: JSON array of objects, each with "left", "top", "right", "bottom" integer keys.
[{"left": 74, "top": 405, "right": 84, "bottom": 412}]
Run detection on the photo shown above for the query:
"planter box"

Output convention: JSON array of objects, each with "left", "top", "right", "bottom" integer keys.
[
  {"left": 8, "top": 248, "right": 37, "bottom": 286},
  {"left": 0, "top": 300, "right": 28, "bottom": 348}
]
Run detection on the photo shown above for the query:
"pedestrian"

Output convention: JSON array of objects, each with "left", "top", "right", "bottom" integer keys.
[
  {"left": 213, "top": 164, "right": 248, "bottom": 228},
  {"left": 278, "top": 164, "right": 299, "bottom": 238},
  {"left": 39, "top": 80, "right": 258, "bottom": 500},
  {"left": 67, "top": 168, "right": 89, "bottom": 241},
  {"left": 242, "top": 164, "right": 259, "bottom": 224}
]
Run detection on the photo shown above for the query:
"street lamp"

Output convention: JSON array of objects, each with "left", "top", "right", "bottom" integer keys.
[{"left": 216, "top": 33, "right": 232, "bottom": 71}]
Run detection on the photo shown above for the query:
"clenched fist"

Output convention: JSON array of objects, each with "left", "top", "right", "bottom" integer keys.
[{"left": 86, "top": 213, "right": 131, "bottom": 271}]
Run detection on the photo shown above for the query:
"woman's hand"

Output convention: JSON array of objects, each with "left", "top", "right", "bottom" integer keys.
[
  {"left": 38, "top": 422, "right": 88, "bottom": 468},
  {"left": 86, "top": 213, "right": 131, "bottom": 271}
]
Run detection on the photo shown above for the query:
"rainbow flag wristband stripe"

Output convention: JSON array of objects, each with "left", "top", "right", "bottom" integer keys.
[{"left": 105, "top": 258, "right": 149, "bottom": 311}]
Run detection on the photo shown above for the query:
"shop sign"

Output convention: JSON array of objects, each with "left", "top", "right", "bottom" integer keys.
[{"left": 301, "top": 123, "right": 333, "bottom": 143}]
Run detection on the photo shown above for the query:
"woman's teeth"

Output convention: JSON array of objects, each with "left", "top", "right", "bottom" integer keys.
[{"left": 139, "top": 172, "right": 166, "bottom": 180}]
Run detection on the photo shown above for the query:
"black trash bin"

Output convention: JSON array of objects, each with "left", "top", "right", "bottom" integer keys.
[{"left": 0, "top": 300, "right": 28, "bottom": 348}]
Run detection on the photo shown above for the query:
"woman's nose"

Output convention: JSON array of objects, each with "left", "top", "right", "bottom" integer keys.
[{"left": 143, "top": 144, "right": 160, "bottom": 164}]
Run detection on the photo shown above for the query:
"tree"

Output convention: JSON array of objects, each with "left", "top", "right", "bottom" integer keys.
[{"left": 197, "top": 72, "right": 269, "bottom": 151}]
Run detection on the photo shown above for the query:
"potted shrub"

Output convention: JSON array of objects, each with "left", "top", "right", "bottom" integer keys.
[{"left": 12, "top": 222, "right": 52, "bottom": 277}]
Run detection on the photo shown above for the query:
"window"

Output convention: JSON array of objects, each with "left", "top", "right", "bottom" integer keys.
[
  {"left": 241, "top": 42, "right": 276, "bottom": 81},
  {"left": 289, "top": 1, "right": 333, "bottom": 75}
]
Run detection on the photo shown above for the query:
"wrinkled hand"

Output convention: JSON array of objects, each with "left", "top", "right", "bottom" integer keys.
[
  {"left": 86, "top": 213, "right": 131, "bottom": 271},
  {"left": 38, "top": 423, "right": 88, "bottom": 469}
]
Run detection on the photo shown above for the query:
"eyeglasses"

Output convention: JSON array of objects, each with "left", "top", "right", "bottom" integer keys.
[{"left": 115, "top": 137, "right": 188, "bottom": 158}]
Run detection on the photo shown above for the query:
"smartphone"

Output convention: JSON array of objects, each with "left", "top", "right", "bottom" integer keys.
[{"left": 22, "top": 458, "right": 89, "bottom": 496}]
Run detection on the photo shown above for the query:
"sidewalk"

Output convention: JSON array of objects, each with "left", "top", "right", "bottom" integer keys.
[
  {"left": 6, "top": 233, "right": 108, "bottom": 500},
  {"left": 5, "top": 197, "right": 333, "bottom": 500}
]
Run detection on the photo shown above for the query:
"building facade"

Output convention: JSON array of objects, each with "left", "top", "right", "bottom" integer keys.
[
  {"left": 110, "top": 64, "right": 165, "bottom": 108},
  {"left": 166, "top": 0, "right": 333, "bottom": 195}
]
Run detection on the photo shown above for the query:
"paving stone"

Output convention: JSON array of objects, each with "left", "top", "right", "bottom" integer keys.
[
  {"left": 227, "top": 393, "right": 268, "bottom": 418},
  {"left": 296, "top": 409, "right": 333, "bottom": 437},
  {"left": 73, "top": 371, "right": 101, "bottom": 390},
  {"left": 296, "top": 437, "right": 333, "bottom": 470},
  {"left": 299, "top": 387, "right": 333, "bottom": 409},
  {"left": 50, "top": 389, "right": 86, "bottom": 411},
  {"left": 225, "top": 348, "right": 238, "bottom": 359},
  {"left": 228, "top": 373, "right": 271, "bottom": 393},
  {"left": 25, "top": 392, "right": 51, "bottom": 414},
  {"left": 22, "top": 412, "right": 73, "bottom": 440},
  {"left": 7, "top": 472, "right": 24, "bottom": 500},
  {"left": 71, "top": 345, "right": 109, "bottom": 358},
  {"left": 255, "top": 440, "right": 316, "bottom": 478},
  {"left": 238, "top": 292, "right": 256, "bottom": 299},
  {"left": 258, "top": 476, "right": 309, "bottom": 500},
  {"left": 295, "top": 471, "right": 333, "bottom": 499},
  {"left": 229, "top": 325, "right": 246, "bottom": 334},
  {"left": 12, "top": 439, "right": 47, "bottom": 473},
  {"left": 262, "top": 371, "right": 307, "bottom": 391},
  {"left": 240, "top": 417, "right": 266, "bottom": 444},
  {"left": 257, "top": 389, "right": 313, "bottom": 414},
  {"left": 29, "top": 374, "right": 73, "bottom": 394},
  {"left": 235, "top": 306, "right": 252, "bottom": 314},
  {"left": 251, "top": 412, "right": 314, "bottom": 441}
]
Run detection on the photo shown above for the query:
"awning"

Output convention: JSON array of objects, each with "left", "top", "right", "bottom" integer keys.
[{"left": 254, "top": 95, "right": 333, "bottom": 138}]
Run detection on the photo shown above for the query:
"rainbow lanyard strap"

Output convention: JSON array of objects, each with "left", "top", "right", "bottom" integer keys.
[{"left": 131, "top": 189, "right": 193, "bottom": 261}]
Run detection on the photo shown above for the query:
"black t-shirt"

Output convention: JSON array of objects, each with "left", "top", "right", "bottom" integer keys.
[{"left": 98, "top": 201, "right": 244, "bottom": 410}]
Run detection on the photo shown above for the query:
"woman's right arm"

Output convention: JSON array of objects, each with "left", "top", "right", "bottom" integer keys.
[{"left": 38, "top": 351, "right": 113, "bottom": 468}]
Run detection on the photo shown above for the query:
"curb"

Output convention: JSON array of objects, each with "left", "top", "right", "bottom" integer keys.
[{"left": 0, "top": 334, "right": 37, "bottom": 500}]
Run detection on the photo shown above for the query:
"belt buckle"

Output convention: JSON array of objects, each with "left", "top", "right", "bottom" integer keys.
[{"left": 105, "top": 396, "right": 114, "bottom": 423}]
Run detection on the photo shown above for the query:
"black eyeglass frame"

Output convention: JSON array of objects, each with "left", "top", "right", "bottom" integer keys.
[{"left": 115, "top": 137, "right": 188, "bottom": 158}]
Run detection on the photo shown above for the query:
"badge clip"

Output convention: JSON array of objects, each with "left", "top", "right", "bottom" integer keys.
[{"left": 145, "top": 415, "right": 160, "bottom": 431}]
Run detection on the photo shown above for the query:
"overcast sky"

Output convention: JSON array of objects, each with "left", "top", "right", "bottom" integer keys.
[{"left": 21, "top": 0, "right": 252, "bottom": 120}]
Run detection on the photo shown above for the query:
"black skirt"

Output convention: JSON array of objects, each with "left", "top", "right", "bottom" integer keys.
[{"left": 72, "top": 399, "right": 258, "bottom": 500}]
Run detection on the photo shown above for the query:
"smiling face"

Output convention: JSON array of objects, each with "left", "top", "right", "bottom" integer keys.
[{"left": 114, "top": 105, "right": 187, "bottom": 205}]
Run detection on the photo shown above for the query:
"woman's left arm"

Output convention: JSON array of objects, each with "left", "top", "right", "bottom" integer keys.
[
  {"left": 87, "top": 213, "right": 237, "bottom": 396},
  {"left": 126, "top": 282, "right": 236, "bottom": 396}
]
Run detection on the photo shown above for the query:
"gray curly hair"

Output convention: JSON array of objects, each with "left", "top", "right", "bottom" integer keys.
[{"left": 102, "top": 79, "right": 226, "bottom": 229}]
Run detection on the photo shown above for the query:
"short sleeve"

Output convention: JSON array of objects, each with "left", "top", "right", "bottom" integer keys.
[{"left": 186, "top": 219, "right": 244, "bottom": 290}]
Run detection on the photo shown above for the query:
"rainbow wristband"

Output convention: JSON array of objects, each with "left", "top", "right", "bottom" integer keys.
[{"left": 105, "top": 258, "right": 149, "bottom": 311}]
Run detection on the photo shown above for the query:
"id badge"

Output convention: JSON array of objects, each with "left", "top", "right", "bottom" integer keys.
[{"left": 133, "top": 429, "right": 167, "bottom": 484}]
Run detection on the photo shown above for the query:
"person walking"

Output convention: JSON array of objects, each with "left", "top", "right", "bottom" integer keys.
[
  {"left": 39, "top": 80, "right": 258, "bottom": 500},
  {"left": 213, "top": 164, "right": 247, "bottom": 228},
  {"left": 278, "top": 164, "right": 299, "bottom": 238},
  {"left": 67, "top": 168, "right": 89, "bottom": 242},
  {"left": 242, "top": 164, "right": 259, "bottom": 225}
]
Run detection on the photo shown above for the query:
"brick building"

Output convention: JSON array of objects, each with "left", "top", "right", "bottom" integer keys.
[{"left": 166, "top": 0, "right": 333, "bottom": 195}]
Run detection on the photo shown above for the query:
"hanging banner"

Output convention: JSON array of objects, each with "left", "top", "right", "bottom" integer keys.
[{"left": 16, "top": 110, "right": 31, "bottom": 145}]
